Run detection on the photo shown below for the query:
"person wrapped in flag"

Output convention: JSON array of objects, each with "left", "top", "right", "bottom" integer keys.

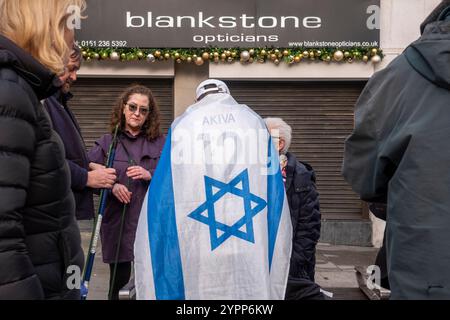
[{"left": 134, "top": 79, "right": 293, "bottom": 299}]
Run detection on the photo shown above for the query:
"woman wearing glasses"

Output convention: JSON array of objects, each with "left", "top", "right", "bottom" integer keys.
[{"left": 89, "top": 84, "right": 165, "bottom": 300}]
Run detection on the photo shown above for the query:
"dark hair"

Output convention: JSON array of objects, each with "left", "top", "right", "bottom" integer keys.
[
  {"left": 70, "top": 43, "right": 82, "bottom": 62},
  {"left": 110, "top": 84, "right": 162, "bottom": 140},
  {"left": 420, "top": 0, "right": 450, "bottom": 34}
]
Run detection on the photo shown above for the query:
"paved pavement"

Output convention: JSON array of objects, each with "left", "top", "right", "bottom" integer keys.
[
  {"left": 79, "top": 221, "right": 110, "bottom": 300},
  {"left": 315, "top": 243, "right": 378, "bottom": 299},
  {"left": 316, "top": 243, "right": 378, "bottom": 288},
  {"left": 78, "top": 220, "right": 379, "bottom": 300}
]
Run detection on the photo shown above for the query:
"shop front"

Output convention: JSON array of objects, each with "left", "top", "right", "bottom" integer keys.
[{"left": 74, "top": 0, "right": 434, "bottom": 246}]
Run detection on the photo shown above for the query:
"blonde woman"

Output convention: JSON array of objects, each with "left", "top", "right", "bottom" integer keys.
[{"left": 0, "top": 0, "right": 86, "bottom": 299}]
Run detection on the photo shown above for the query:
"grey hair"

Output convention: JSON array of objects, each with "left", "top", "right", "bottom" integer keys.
[{"left": 264, "top": 117, "right": 292, "bottom": 154}]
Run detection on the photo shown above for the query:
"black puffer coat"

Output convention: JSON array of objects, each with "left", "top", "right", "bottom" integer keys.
[
  {"left": 0, "top": 35, "right": 84, "bottom": 299},
  {"left": 283, "top": 152, "right": 324, "bottom": 300}
]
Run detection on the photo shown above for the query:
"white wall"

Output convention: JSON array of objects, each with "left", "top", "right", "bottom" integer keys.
[
  {"left": 77, "top": 60, "right": 174, "bottom": 77},
  {"left": 376, "top": 0, "right": 441, "bottom": 71},
  {"left": 174, "top": 63, "right": 208, "bottom": 117}
]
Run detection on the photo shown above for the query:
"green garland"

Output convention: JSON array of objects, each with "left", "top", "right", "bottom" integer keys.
[{"left": 81, "top": 47, "right": 384, "bottom": 65}]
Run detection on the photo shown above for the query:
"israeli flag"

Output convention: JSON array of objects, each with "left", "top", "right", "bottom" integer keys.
[{"left": 134, "top": 93, "right": 292, "bottom": 299}]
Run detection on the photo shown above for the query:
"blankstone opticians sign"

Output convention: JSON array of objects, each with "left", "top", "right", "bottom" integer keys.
[{"left": 76, "top": 0, "right": 380, "bottom": 48}]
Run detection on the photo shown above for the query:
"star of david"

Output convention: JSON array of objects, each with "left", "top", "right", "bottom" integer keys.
[{"left": 188, "top": 169, "right": 267, "bottom": 251}]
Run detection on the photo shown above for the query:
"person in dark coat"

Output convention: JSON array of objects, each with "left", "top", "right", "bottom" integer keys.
[
  {"left": 44, "top": 44, "right": 117, "bottom": 220},
  {"left": 264, "top": 117, "right": 324, "bottom": 300},
  {"left": 342, "top": 1, "right": 450, "bottom": 299},
  {"left": 89, "top": 85, "right": 165, "bottom": 299},
  {"left": 0, "top": 0, "right": 86, "bottom": 299}
]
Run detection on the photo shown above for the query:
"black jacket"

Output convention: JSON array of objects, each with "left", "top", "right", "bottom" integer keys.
[
  {"left": 0, "top": 35, "right": 84, "bottom": 299},
  {"left": 283, "top": 152, "right": 323, "bottom": 300},
  {"left": 343, "top": 17, "right": 450, "bottom": 299},
  {"left": 44, "top": 92, "right": 94, "bottom": 220}
]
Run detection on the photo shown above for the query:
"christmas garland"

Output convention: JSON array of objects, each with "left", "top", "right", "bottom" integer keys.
[{"left": 81, "top": 47, "right": 384, "bottom": 65}]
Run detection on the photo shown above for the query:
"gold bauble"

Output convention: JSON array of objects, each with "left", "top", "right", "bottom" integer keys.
[
  {"left": 202, "top": 52, "right": 210, "bottom": 60},
  {"left": 240, "top": 50, "right": 250, "bottom": 62},
  {"left": 110, "top": 52, "right": 119, "bottom": 61},
  {"left": 371, "top": 48, "right": 378, "bottom": 55},
  {"left": 274, "top": 59, "right": 280, "bottom": 65},
  {"left": 213, "top": 52, "right": 219, "bottom": 58},
  {"left": 294, "top": 56, "right": 301, "bottom": 63},
  {"left": 174, "top": 52, "right": 180, "bottom": 59},
  {"left": 260, "top": 49, "right": 267, "bottom": 56},
  {"left": 324, "top": 55, "right": 331, "bottom": 62},
  {"left": 283, "top": 50, "right": 289, "bottom": 56},
  {"left": 154, "top": 50, "right": 161, "bottom": 58},
  {"left": 302, "top": 51, "right": 309, "bottom": 58},
  {"left": 270, "top": 54, "right": 277, "bottom": 61},
  {"left": 186, "top": 57, "right": 192, "bottom": 63},
  {"left": 225, "top": 50, "right": 231, "bottom": 57},
  {"left": 258, "top": 58, "right": 265, "bottom": 63},
  {"left": 195, "top": 57, "right": 204, "bottom": 66},
  {"left": 231, "top": 52, "right": 237, "bottom": 58},
  {"left": 137, "top": 51, "right": 144, "bottom": 59},
  {"left": 344, "top": 51, "right": 351, "bottom": 58},
  {"left": 221, "top": 53, "right": 226, "bottom": 59},
  {"left": 248, "top": 57, "right": 254, "bottom": 63},
  {"left": 82, "top": 51, "right": 88, "bottom": 58},
  {"left": 371, "top": 55, "right": 381, "bottom": 64},
  {"left": 249, "top": 49, "right": 255, "bottom": 56},
  {"left": 274, "top": 49, "right": 280, "bottom": 55},
  {"left": 316, "top": 50, "right": 322, "bottom": 57},
  {"left": 227, "top": 57, "right": 234, "bottom": 63},
  {"left": 333, "top": 50, "right": 344, "bottom": 62},
  {"left": 176, "top": 59, "right": 182, "bottom": 64},
  {"left": 120, "top": 53, "right": 126, "bottom": 60},
  {"left": 362, "top": 55, "right": 369, "bottom": 62},
  {"left": 101, "top": 52, "right": 109, "bottom": 60},
  {"left": 164, "top": 53, "right": 170, "bottom": 59}
]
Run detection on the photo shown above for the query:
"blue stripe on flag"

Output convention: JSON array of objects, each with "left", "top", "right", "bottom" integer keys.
[
  {"left": 147, "top": 128, "right": 185, "bottom": 299},
  {"left": 266, "top": 136, "right": 285, "bottom": 271}
]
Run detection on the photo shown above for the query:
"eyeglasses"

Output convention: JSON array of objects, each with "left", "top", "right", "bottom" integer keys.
[{"left": 126, "top": 103, "right": 150, "bottom": 116}]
